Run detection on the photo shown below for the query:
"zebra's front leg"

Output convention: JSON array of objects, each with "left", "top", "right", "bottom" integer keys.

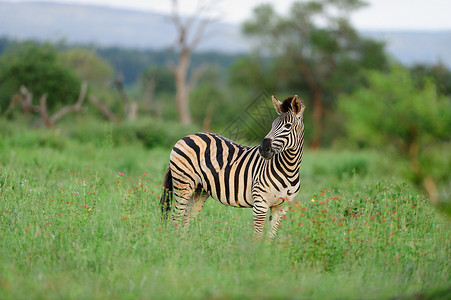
[
  {"left": 252, "top": 198, "right": 269, "bottom": 240},
  {"left": 268, "top": 204, "right": 287, "bottom": 239}
]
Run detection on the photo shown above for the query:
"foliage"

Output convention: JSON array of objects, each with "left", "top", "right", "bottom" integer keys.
[
  {"left": 0, "top": 128, "right": 450, "bottom": 299},
  {"left": 228, "top": 54, "right": 275, "bottom": 92},
  {"left": 410, "top": 62, "right": 451, "bottom": 96},
  {"left": 62, "top": 117, "right": 199, "bottom": 149},
  {"left": 59, "top": 48, "right": 114, "bottom": 87},
  {"left": 0, "top": 41, "right": 81, "bottom": 113},
  {"left": 338, "top": 65, "right": 451, "bottom": 203},
  {"left": 338, "top": 65, "right": 451, "bottom": 150},
  {"left": 241, "top": 0, "right": 388, "bottom": 147},
  {"left": 189, "top": 67, "right": 237, "bottom": 130},
  {"left": 140, "top": 66, "right": 175, "bottom": 95},
  {"left": 96, "top": 47, "right": 241, "bottom": 85}
]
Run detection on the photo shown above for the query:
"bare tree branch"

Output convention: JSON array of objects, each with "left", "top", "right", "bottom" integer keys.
[
  {"left": 171, "top": 0, "right": 183, "bottom": 33},
  {"left": 5, "top": 94, "right": 23, "bottom": 116},
  {"left": 188, "top": 63, "right": 208, "bottom": 91},
  {"left": 168, "top": 0, "right": 220, "bottom": 124},
  {"left": 202, "top": 101, "right": 213, "bottom": 132},
  {"left": 50, "top": 80, "right": 88, "bottom": 124},
  {"left": 39, "top": 94, "right": 55, "bottom": 129},
  {"left": 114, "top": 76, "right": 138, "bottom": 120},
  {"left": 188, "top": 18, "right": 211, "bottom": 50},
  {"left": 88, "top": 95, "right": 121, "bottom": 123},
  {"left": 19, "top": 85, "right": 40, "bottom": 115}
]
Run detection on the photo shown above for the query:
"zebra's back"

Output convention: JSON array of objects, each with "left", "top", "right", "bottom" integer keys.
[{"left": 169, "top": 132, "right": 260, "bottom": 207}]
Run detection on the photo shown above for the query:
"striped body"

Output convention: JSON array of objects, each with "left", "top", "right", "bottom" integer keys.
[
  {"left": 171, "top": 132, "right": 301, "bottom": 207},
  {"left": 161, "top": 95, "right": 305, "bottom": 239}
]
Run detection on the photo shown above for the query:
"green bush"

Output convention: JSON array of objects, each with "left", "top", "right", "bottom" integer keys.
[
  {"left": 132, "top": 119, "right": 200, "bottom": 149},
  {"left": 0, "top": 41, "right": 81, "bottom": 113},
  {"left": 338, "top": 65, "right": 451, "bottom": 203},
  {"left": 338, "top": 66, "right": 451, "bottom": 150},
  {"left": 66, "top": 117, "right": 200, "bottom": 149},
  {"left": 0, "top": 119, "right": 67, "bottom": 151}
]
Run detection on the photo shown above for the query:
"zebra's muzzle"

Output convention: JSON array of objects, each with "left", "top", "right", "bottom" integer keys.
[{"left": 259, "top": 138, "right": 274, "bottom": 160}]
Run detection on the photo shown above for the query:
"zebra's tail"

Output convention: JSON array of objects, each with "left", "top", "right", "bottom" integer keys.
[{"left": 160, "top": 166, "right": 173, "bottom": 220}]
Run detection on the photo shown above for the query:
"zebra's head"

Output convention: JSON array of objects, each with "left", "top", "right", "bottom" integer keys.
[{"left": 259, "top": 95, "right": 305, "bottom": 160}]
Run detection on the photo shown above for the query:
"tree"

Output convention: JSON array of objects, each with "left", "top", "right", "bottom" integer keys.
[
  {"left": 338, "top": 66, "right": 451, "bottom": 204},
  {"left": 59, "top": 47, "right": 114, "bottom": 88},
  {"left": 0, "top": 41, "right": 81, "bottom": 114},
  {"left": 243, "top": 1, "right": 387, "bottom": 148},
  {"left": 168, "top": 0, "right": 219, "bottom": 124},
  {"left": 140, "top": 66, "right": 176, "bottom": 118},
  {"left": 410, "top": 63, "right": 451, "bottom": 96},
  {"left": 228, "top": 55, "right": 276, "bottom": 93}
]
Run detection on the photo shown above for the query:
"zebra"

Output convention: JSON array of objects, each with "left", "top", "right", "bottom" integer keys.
[{"left": 160, "top": 95, "right": 305, "bottom": 239}]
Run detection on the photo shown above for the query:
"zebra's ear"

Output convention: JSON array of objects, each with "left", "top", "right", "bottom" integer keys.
[
  {"left": 291, "top": 95, "right": 305, "bottom": 117},
  {"left": 272, "top": 96, "right": 283, "bottom": 115}
]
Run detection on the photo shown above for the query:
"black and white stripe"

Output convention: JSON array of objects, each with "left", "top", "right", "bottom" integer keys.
[{"left": 161, "top": 95, "right": 305, "bottom": 239}]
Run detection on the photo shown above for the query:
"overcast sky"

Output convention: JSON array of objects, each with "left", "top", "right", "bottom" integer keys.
[{"left": 7, "top": 0, "right": 451, "bottom": 30}]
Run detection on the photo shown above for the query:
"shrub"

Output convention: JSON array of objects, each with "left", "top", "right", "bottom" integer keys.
[{"left": 0, "top": 41, "right": 81, "bottom": 114}]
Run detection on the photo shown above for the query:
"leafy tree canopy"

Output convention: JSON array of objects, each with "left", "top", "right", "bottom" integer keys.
[
  {"left": 338, "top": 65, "right": 451, "bottom": 152},
  {"left": 59, "top": 48, "right": 114, "bottom": 87},
  {"left": 241, "top": 0, "right": 388, "bottom": 147},
  {"left": 410, "top": 63, "right": 451, "bottom": 96},
  {"left": 0, "top": 41, "right": 81, "bottom": 113},
  {"left": 338, "top": 65, "right": 451, "bottom": 203}
]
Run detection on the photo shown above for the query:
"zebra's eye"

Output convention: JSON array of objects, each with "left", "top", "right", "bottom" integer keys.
[{"left": 284, "top": 123, "right": 292, "bottom": 129}]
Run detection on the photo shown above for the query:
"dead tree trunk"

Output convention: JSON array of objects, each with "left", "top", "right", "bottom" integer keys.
[
  {"left": 311, "top": 89, "right": 324, "bottom": 149},
  {"left": 115, "top": 77, "right": 137, "bottom": 120},
  {"left": 88, "top": 95, "right": 121, "bottom": 123},
  {"left": 407, "top": 125, "right": 439, "bottom": 205},
  {"left": 49, "top": 80, "right": 88, "bottom": 124},
  {"left": 171, "top": 49, "right": 192, "bottom": 124},
  {"left": 169, "top": 0, "right": 218, "bottom": 125}
]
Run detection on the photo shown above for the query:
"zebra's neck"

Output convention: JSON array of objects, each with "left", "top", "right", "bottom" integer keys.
[{"left": 273, "top": 137, "right": 304, "bottom": 176}]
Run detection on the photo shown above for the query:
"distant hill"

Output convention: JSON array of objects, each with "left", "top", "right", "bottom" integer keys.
[
  {"left": 363, "top": 30, "right": 451, "bottom": 67},
  {"left": 1, "top": 1, "right": 451, "bottom": 68},
  {"left": 0, "top": 1, "right": 249, "bottom": 53}
]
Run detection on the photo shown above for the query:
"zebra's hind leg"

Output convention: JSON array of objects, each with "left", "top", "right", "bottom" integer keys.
[
  {"left": 171, "top": 183, "right": 195, "bottom": 227},
  {"left": 268, "top": 204, "right": 287, "bottom": 239},
  {"left": 183, "top": 187, "right": 208, "bottom": 226}
]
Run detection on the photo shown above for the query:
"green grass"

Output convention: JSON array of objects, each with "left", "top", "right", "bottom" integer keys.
[{"left": 1, "top": 128, "right": 450, "bottom": 299}]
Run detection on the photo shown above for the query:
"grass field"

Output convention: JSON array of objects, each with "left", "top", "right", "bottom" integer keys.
[{"left": 1, "top": 128, "right": 450, "bottom": 299}]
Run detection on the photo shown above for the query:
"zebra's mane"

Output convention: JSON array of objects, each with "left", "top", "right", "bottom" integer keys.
[{"left": 280, "top": 96, "right": 296, "bottom": 113}]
